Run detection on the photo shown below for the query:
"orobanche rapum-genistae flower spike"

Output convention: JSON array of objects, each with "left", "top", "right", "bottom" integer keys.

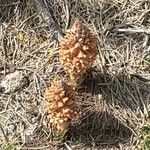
[
  {"left": 59, "top": 19, "right": 98, "bottom": 87},
  {"left": 44, "top": 79, "right": 78, "bottom": 134}
]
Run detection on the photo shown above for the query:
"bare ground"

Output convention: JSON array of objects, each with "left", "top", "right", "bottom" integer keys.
[{"left": 0, "top": 0, "right": 150, "bottom": 149}]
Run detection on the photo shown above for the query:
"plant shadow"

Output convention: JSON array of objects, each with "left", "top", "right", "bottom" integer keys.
[
  {"left": 65, "top": 67, "right": 150, "bottom": 148},
  {"left": 79, "top": 67, "right": 149, "bottom": 113},
  {"left": 67, "top": 111, "right": 132, "bottom": 148}
]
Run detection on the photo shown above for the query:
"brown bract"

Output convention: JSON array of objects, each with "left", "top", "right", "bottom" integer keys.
[
  {"left": 44, "top": 79, "right": 78, "bottom": 133},
  {"left": 59, "top": 19, "right": 98, "bottom": 87}
]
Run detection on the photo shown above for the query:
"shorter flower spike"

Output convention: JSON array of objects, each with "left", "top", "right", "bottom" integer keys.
[{"left": 44, "top": 79, "right": 78, "bottom": 134}]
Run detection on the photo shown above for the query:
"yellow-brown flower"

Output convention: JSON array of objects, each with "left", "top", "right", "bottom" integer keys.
[
  {"left": 59, "top": 19, "right": 98, "bottom": 87},
  {"left": 44, "top": 79, "right": 78, "bottom": 133}
]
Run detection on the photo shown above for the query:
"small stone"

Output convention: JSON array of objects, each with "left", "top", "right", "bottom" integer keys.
[
  {"left": 0, "top": 70, "right": 29, "bottom": 94},
  {"left": 6, "top": 123, "right": 16, "bottom": 133},
  {"left": 25, "top": 124, "right": 37, "bottom": 136}
]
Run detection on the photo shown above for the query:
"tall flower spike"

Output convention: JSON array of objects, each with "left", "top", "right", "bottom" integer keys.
[
  {"left": 44, "top": 79, "right": 78, "bottom": 134},
  {"left": 59, "top": 19, "right": 98, "bottom": 87}
]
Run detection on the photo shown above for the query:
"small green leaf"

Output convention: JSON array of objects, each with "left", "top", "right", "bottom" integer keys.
[
  {"left": 144, "top": 54, "right": 150, "bottom": 62},
  {"left": 52, "top": 131, "right": 65, "bottom": 141},
  {"left": 141, "top": 125, "right": 150, "bottom": 135},
  {"left": 0, "top": 143, "right": 15, "bottom": 150}
]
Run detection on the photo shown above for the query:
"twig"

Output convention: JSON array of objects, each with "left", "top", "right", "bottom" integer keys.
[
  {"left": 0, "top": 123, "right": 8, "bottom": 143},
  {"left": 63, "top": 0, "right": 70, "bottom": 29},
  {"left": 0, "top": 2, "right": 20, "bottom": 7},
  {"left": 116, "top": 28, "right": 150, "bottom": 34},
  {"left": 64, "top": 142, "right": 73, "bottom": 150},
  {"left": 34, "top": 0, "right": 64, "bottom": 41},
  {"left": 1, "top": 32, "right": 7, "bottom": 75},
  {"left": 21, "top": 145, "right": 54, "bottom": 150},
  {"left": 143, "top": 34, "right": 150, "bottom": 48}
]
